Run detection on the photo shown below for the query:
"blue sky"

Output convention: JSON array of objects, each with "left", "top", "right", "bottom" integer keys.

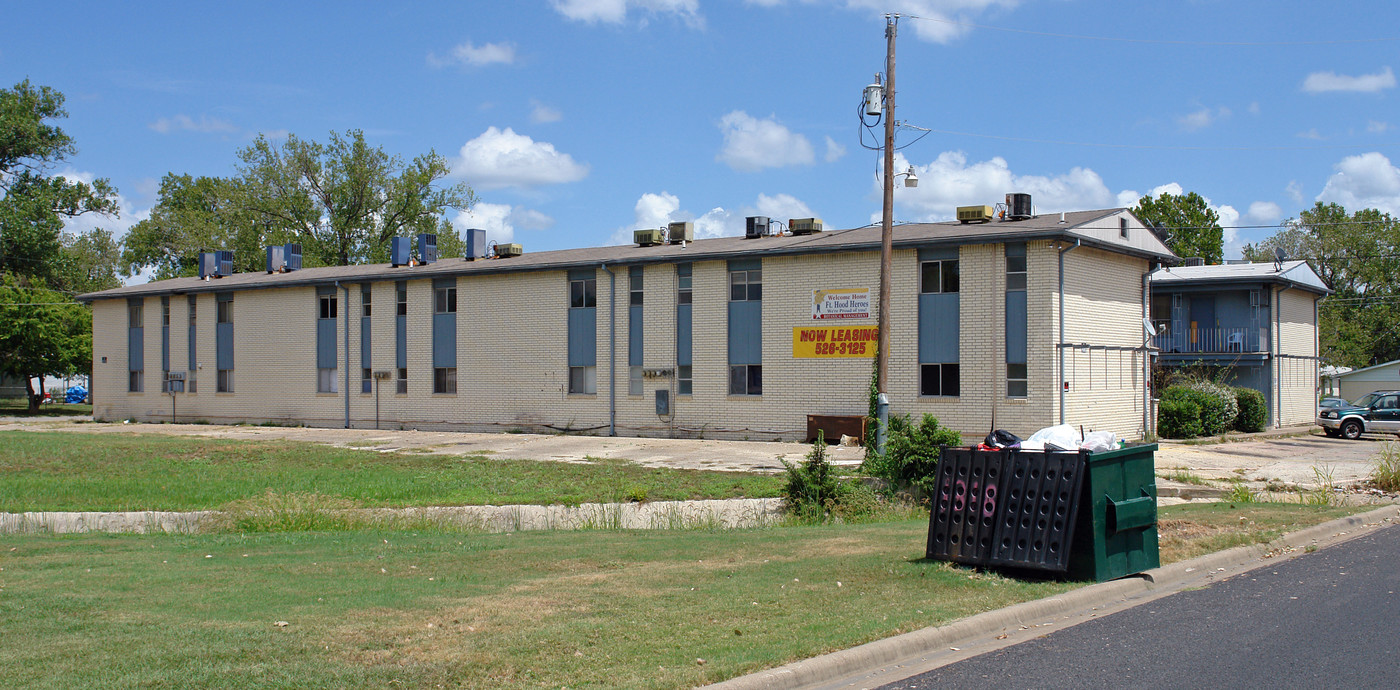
[{"left": 6, "top": 1, "right": 1398, "bottom": 281}]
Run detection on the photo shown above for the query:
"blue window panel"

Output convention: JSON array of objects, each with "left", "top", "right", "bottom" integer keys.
[
  {"left": 567, "top": 267, "right": 595, "bottom": 281},
  {"left": 728, "top": 300, "right": 762, "bottom": 365},
  {"left": 216, "top": 322, "right": 233, "bottom": 370},
  {"left": 918, "top": 246, "right": 959, "bottom": 262},
  {"left": 360, "top": 317, "right": 371, "bottom": 371},
  {"left": 188, "top": 325, "right": 196, "bottom": 370},
  {"left": 727, "top": 258, "right": 761, "bottom": 272},
  {"left": 396, "top": 315, "right": 407, "bottom": 368},
  {"left": 316, "top": 318, "right": 337, "bottom": 369},
  {"left": 629, "top": 305, "right": 643, "bottom": 366},
  {"left": 1005, "top": 291, "right": 1027, "bottom": 364},
  {"left": 128, "top": 326, "right": 144, "bottom": 371},
  {"left": 568, "top": 308, "right": 596, "bottom": 366},
  {"left": 161, "top": 324, "right": 170, "bottom": 373},
  {"left": 1004, "top": 242, "right": 1026, "bottom": 258},
  {"left": 918, "top": 293, "right": 959, "bottom": 363},
  {"left": 676, "top": 304, "right": 692, "bottom": 366},
  {"left": 433, "top": 313, "right": 456, "bottom": 368}
]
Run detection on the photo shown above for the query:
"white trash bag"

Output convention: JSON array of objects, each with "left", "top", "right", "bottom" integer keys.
[{"left": 1021, "top": 424, "right": 1082, "bottom": 452}]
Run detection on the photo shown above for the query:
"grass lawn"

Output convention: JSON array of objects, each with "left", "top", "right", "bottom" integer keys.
[
  {"left": 0, "top": 503, "right": 1366, "bottom": 689},
  {"left": 0, "top": 399, "right": 92, "bottom": 417},
  {"left": 0, "top": 431, "right": 783, "bottom": 512}
]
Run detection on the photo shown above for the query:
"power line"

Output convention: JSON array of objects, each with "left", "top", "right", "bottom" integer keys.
[
  {"left": 904, "top": 14, "right": 1400, "bottom": 46},
  {"left": 918, "top": 127, "right": 1395, "bottom": 152}
]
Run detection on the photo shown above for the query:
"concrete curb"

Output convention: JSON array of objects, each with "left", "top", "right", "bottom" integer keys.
[{"left": 706, "top": 504, "right": 1400, "bottom": 690}]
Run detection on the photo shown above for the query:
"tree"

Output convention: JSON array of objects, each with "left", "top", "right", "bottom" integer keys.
[
  {"left": 235, "top": 130, "right": 474, "bottom": 267},
  {"left": 1132, "top": 191, "right": 1224, "bottom": 264},
  {"left": 1243, "top": 202, "right": 1400, "bottom": 368},
  {"left": 121, "top": 174, "right": 274, "bottom": 280},
  {"left": 1, "top": 80, "right": 122, "bottom": 410}
]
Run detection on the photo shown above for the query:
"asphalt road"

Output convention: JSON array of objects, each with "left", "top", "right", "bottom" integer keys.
[{"left": 882, "top": 523, "right": 1400, "bottom": 689}]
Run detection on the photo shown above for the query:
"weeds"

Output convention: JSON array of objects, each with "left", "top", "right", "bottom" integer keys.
[
  {"left": 1160, "top": 469, "right": 1211, "bottom": 486},
  {"left": 1223, "top": 482, "right": 1257, "bottom": 504},
  {"left": 1301, "top": 464, "right": 1341, "bottom": 507},
  {"left": 1370, "top": 442, "right": 1400, "bottom": 492}
]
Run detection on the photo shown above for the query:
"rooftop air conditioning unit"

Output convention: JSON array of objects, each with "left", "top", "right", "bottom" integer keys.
[
  {"left": 1184, "top": 257, "right": 1205, "bottom": 267},
  {"left": 789, "top": 218, "right": 823, "bottom": 235},
  {"left": 667, "top": 221, "right": 694, "bottom": 244},
  {"left": 214, "top": 250, "right": 233, "bottom": 277},
  {"left": 745, "top": 216, "right": 770, "bottom": 239},
  {"left": 634, "top": 228, "right": 664, "bottom": 247},
  {"left": 417, "top": 233, "right": 438, "bottom": 264},
  {"left": 1006, "top": 193, "right": 1033, "bottom": 220},
  {"left": 464, "top": 228, "right": 487, "bottom": 260},
  {"left": 495, "top": 243, "right": 523, "bottom": 258},
  {"left": 265, "top": 245, "right": 284, "bottom": 274},
  {"left": 283, "top": 243, "right": 302, "bottom": 271},
  {"left": 391, "top": 237, "right": 412, "bottom": 267},
  {"left": 957, "top": 205, "right": 994, "bottom": 224},
  {"left": 198, "top": 252, "right": 217, "bottom": 279}
]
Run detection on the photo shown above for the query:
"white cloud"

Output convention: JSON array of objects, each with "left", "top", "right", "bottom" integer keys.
[
  {"left": 1297, "top": 128, "right": 1325, "bottom": 140},
  {"left": 1286, "top": 181, "right": 1304, "bottom": 204},
  {"left": 530, "top": 100, "right": 562, "bottom": 124},
  {"left": 606, "top": 191, "right": 819, "bottom": 244},
  {"left": 427, "top": 40, "right": 516, "bottom": 68},
  {"left": 823, "top": 135, "right": 847, "bottom": 163},
  {"left": 1317, "top": 152, "right": 1400, "bottom": 215},
  {"left": 1248, "top": 102, "right": 1261, "bottom": 115},
  {"left": 887, "top": 151, "right": 1115, "bottom": 221},
  {"left": 842, "top": 0, "right": 1021, "bottom": 43},
  {"left": 716, "top": 111, "right": 815, "bottom": 172},
  {"left": 1302, "top": 66, "right": 1395, "bottom": 94},
  {"left": 1368, "top": 120, "right": 1390, "bottom": 133},
  {"left": 1247, "top": 201, "right": 1282, "bottom": 223},
  {"left": 550, "top": 0, "right": 703, "bottom": 27},
  {"left": 149, "top": 114, "right": 239, "bottom": 135},
  {"left": 451, "top": 202, "right": 553, "bottom": 246},
  {"left": 56, "top": 168, "right": 151, "bottom": 247},
  {"left": 1177, "top": 106, "right": 1230, "bottom": 132},
  {"left": 454, "top": 127, "right": 589, "bottom": 189}
]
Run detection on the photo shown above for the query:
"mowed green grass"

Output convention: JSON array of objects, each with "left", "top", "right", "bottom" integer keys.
[
  {"left": 0, "top": 503, "right": 1365, "bottom": 689},
  {"left": 0, "top": 431, "right": 782, "bottom": 512}
]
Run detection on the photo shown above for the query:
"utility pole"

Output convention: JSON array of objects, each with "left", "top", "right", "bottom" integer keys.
[{"left": 875, "top": 14, "right": 898, "bottom": 455}]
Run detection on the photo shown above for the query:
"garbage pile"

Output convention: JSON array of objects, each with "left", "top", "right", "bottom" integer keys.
[
  {"left": 979, "top": 424, "right": 1124, "bottom": 452},
  {"left": 64, "top": 386, "right": 88, "bottom": 404}
]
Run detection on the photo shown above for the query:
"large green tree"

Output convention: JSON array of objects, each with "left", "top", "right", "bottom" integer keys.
[
  {"left": 121, "top": 174, "right": 274, "bottom": 280},
  {"left": 0, "top": 80, "right": 121, "bottom": 409},
  {"left": 1244, "top": 202, "right": 1400, "bottom": 368},
  {"left": 1132, "top": 191, "right": 1224, "bottom": 264},
  {"left": 236, "top": 130, "right": 474, "bottom": 267}
]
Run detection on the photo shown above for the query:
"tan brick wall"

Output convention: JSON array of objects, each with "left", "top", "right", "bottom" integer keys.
[
  {"left": 90, "top": 241, "right": 1156, "bottom": 441},
  {"left": 1060, "top": 246, "right": 1150, "bottom": 439},
  {"left": 1277, "top": 287, "right": 1319, "bottom": 426}
]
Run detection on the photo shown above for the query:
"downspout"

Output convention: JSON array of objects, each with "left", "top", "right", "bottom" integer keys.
[
  {"left": 337, "top": 281, "right": 350, "bottom": 429},
  {"left": 1274, "top": 284, "right": 1290, "bottom": 428},
  {"left": 1058, "top": 239, "right": 1080, "bottom": 425},
  {"left": 599, "top": 263, "right": 617, "bottom": 437}
]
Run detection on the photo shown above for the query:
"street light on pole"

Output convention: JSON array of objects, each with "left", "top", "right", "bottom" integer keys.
[{"left": 874, "top": 13, "right": 898, "bottom": 456}]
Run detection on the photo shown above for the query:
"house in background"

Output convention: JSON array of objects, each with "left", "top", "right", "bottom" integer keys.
[
  {"left": 1148, "top": 260, "right": 1329, "bottom": 428},
  {"left": 1324, "top": 360, "right": 1400, "bottom": 402}
]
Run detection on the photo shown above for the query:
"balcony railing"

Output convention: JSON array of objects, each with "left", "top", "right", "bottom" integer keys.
[{"left": 1153, "top": 326, "right": 1268, "bottom": 354}]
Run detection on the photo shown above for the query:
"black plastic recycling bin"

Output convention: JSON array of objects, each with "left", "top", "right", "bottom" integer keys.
[{"left": 926, "top": 443, "right": 1159, "bottom": 581}]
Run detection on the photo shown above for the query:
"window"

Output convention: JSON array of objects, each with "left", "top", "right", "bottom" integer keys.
[
  {"left": 629, "top": 365, "right": 643, "bottom": 396},
  {"left": 188, "top": 298, "right": 196, "bottom": 327},
  {"left": 129, "top": 302, "right": 143, "bottom": 328},
  {"left": 434, "top": 367, "right": 457, "bottom": 394},
  {"left": 362, "top": 288, "right": 372, "bottom": 317},
  {"left": 1007, "top": 363, "right": 1028, "bottom": 398},
  {"left": 1006, "top": 255, "right": 1027, "bottom": 291},
  {"left": 129, "top": 370, "right": 143, "bottom": 393},
  {"left": 217, "top": 297, "right": 233, "bottom": 324},
  {"left": 920, "top": 259, "right": 960, "bottom": 294},
  {"left": 678, "top": 270, "right": 692, "bottom": 304},
  {"left": 217, "top": 369, "right": 234, "bottom": 393},
  {"left": 318, "top": 294, "right": 337, "bottom": 320},
  {"left": 730, "top": 269, "right": 762, "bottom": 301},
  {"left": 569, "top": 366, "right": 596, "bottom": 394},
  {"left": 396, "top": 283, "right": 407, "bottom": 316},
  {"left": 318, "top": 368, "right": 338, "bottom": 393},
  {"left": 920, "top": 364, "right": 960, "bottom": 397},
  {"left": 1120, "top": 217, "right": 1129, "bottom": 239},
  {"left": 161, "top": 298, "right": 170, "bottom": 327},
  {"left": 434, "top": 285, "right": 457, "bottom": 314},
  {"left": 570, "top": 277, "right": 596, "bottom": 308},
  {"left": 362, "top": 367, "right": 372, "bottom": 394},
  {"left": 677, "top": 365, "right": 692, "bottom": 395},
  {"left": 187, "top": 297, "right": 197, "bottom": 393},
  {"left": 729, "top": 365, "right": 762, "bottom": 396},
  {"left": 396, "top": 367, "right": 407, "bottom": 395},
  {"left": 630, "top": 271, "right": 643, "bottom": 306}
]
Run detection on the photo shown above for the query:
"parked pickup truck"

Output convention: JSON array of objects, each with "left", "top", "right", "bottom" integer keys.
[{"left": 1317, "top": 391, "right": 1400, "bottom": 439}]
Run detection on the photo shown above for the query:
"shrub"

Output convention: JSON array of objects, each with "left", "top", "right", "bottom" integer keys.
[
  {"left": 782, "top": 431, "right": 845, "bottom": 522},
  {"left": 1233, "top": 387, "right": 1267, "bottom": 432},
  {"left": 861, "top": 413, "right": 961, "bottom": 495},
  {"left": 1186, "top": 379, "right": 1239, "bottom": 434},
  {"left": 1158, "top": 397, "right": 1203, "bottom": 439}
]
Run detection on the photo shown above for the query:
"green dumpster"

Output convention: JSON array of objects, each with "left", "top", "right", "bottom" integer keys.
[{"left": 1065, "top": 443, "right": 1160, "bottom": 582}]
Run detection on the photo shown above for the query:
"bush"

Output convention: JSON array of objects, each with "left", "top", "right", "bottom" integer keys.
[
  {"left": 1158, "top": 397, "right": 1203, "bottom": 439},
  {"left": 861, "top": 413, "right": 961, "bottom": 495},
  {"left": 782, "top": 431, "right": 845, "bottom": 522},
  {"left": 1233, "top": 387, "right": 1267, "bottom": 432},
  {"left": 1187, "top": 380, "right": 1239, "bottom": 434}
]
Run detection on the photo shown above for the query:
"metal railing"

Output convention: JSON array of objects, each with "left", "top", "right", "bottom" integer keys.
[{"left": 1153, "top": 326, "right": 1268, "bottom": 354}]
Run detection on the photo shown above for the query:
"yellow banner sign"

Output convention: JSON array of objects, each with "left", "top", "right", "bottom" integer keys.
[{"left": 792, "top": 326, "right": 879, "bottom": 358}]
